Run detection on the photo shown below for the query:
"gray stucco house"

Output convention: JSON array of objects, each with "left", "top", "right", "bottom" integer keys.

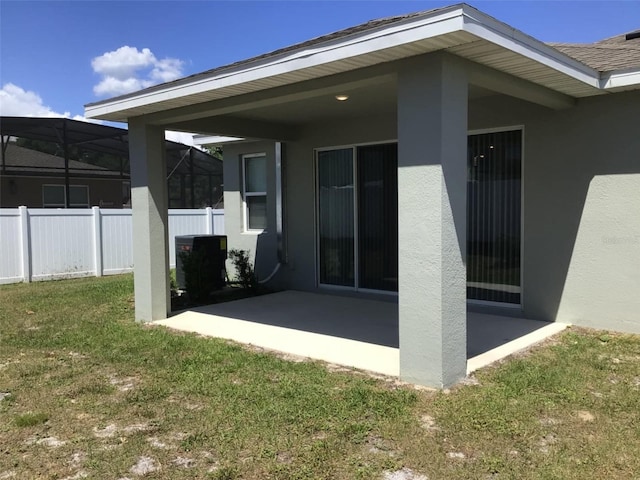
[{"left": 85, "top": 4, "right": 640, "bottom": 387}]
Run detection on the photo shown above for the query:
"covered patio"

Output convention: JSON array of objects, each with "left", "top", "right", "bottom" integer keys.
[
  {"left": 84, "top": 4, "right": 640, "bottom": 388},
  {"left": 156, "top": 291, "right": 568, "bottom": 378}
]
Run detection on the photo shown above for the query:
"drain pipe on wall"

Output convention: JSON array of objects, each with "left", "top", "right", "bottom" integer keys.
[{"left": 258, "top": 141, "right": 286, "bottom": 285}]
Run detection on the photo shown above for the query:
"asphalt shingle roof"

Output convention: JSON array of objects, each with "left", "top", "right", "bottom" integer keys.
[{"left": 548, "top": 30, "right": 640, "bottom": 72}]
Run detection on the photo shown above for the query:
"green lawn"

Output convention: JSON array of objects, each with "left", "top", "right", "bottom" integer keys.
[{"left": 1, "top": 275, "right": 639, "bottom": 479}]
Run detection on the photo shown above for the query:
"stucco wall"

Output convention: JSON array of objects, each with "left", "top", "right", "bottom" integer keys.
[
  {"left": 469, "top": 90, "right": 640, "bottom": 332},
  {"left": 222, "top": 141, "right": 281, "bottom": 285},
  {"left": 222, "top": 86, "right": 640, "bottom": 333}
]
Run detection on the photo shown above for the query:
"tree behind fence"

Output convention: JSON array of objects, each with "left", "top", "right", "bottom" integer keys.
[{"left": 0, "top": 207, "right": 224, "bottom": 284}]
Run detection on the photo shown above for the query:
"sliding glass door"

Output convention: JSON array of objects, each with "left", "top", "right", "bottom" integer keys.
[
  {"left": 357, "top": 144, "right": 398, "bottom": 291},
  {"left": 317, "top": 148, "right": 355, "bottom": 287},
  {"left": 467, "top": 129, "right": 522, "bottom": 304},
  {"left": 317, "top": 130, "right": 522, "bottom": 304},
  {"left": 317, "top": 143, "right": 398, "bottom": 291}
]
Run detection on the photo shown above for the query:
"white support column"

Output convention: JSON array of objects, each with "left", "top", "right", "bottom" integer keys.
[
  {"left": 129, "top": 119, "right": 170, "bottom": 322},
  {"left": 92, "top": 206, "right": 103, "bottom": 277},
  {"left": 18, "top": 206, "right": 31, "bottom": 283},
  {"left": 205, "top": 206, "right": 213, "bottom": 234},
  {"left": 397, "top": 53, "right": 468, "bottom": 388}
]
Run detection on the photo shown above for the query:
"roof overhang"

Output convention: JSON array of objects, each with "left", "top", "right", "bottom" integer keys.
[
  {"left": 85, "top": 4, "right": 634, "bottom": 123},
  {"left": 600, "top": 67, "right": 640, "bottom": 91},
  {"left": 192, "top": 134, "right": 246, "bottom": 146}
]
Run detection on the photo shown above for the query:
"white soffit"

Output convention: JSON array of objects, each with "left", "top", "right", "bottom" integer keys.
[
  {"left": 193, "top": 135, "right": 245, "bottom": 146},
  {"left": 85, "top": 4, "right": 620, "bottom": 122}
]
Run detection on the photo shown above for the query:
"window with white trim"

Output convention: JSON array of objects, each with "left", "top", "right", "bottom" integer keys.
[
  {"left": 42, "top": 184, "right": 90, "bottom": 208},
  {"left": 242, "top": 153, "right": 267, "bottom": 231}
]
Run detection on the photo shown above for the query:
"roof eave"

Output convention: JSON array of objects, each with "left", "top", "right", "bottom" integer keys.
[
  {"left": 192, "top": 134, "right": 246, "bottom": 146},
  {"left": 600, "top": 67, "right": 640, "bottom": 91},
  {"left": 84, "top": 3, "right": 610, "bottom": 123},
  {"left": 460, "top": 5, "right": 599, "bottom": 85}
]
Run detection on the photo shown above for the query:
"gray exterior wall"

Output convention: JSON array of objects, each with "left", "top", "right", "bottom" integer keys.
[
  {"left": 468, "top": 90, "right": 640, "bottom": 333},
  {"left": 222, "top": 141, "right": 282, "bottom": 286},
  {"left": 223, "top": 87, "right": 640, "bottom": 333}
]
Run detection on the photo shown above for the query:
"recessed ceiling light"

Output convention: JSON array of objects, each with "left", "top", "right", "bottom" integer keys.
[{"left": 335, "top": 94, "right": 349, "bottom": 101}]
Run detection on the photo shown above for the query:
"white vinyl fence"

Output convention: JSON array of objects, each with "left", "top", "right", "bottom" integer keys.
[{"left": 0, "top": 207, "right": 224, "bottom": 284}]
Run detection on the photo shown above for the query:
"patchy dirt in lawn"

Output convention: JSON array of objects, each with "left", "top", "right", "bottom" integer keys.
[
  {"left": 108, "top": 374, "right": 138, "bottom": 392},
  {"left": 171, "top": 456, "right": 196, "bottom": 468},
  {"left": 419, "top": 414, "right": 439, "bottom": 431},
  {"left": 576, "top": 410, "right": 595, "bottom": 422},
  {"left": 129, "top": 456, "right": 159, "bottom": 476},
  {"left": 93, "top": 424, "right": 117, "bottom": 438},
  {"left": 383, "top": 467, "right": 428, "bottom": 480}
]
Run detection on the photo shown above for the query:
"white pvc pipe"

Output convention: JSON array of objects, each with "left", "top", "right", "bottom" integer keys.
[{"left": 258, "top": 262, "right": 281, "bottom": 284}]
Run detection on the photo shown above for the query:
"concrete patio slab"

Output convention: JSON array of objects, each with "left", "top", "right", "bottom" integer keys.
[
  {"left": 155, "top": 291, "right": 568, "bottom": 378},
  {"left": 157, "top": 309, "right": 400, "bottom": 376}
]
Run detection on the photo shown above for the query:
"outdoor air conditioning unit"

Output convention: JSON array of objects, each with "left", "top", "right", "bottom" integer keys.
[{"left": 175, "top": 235, "right": 227, "bottom": 291}]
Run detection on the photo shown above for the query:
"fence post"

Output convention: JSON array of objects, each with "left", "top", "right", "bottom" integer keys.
[
  {"left": 93, "top": 206, "right": 103, "bottom": 277},
  {"left": 205, "top": 206, "right": 213, "bottom": 234},
  {"left": 18, "top": 206, "right": 31, "bottom": 283}
]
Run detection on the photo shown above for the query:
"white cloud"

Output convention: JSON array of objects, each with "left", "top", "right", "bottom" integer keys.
[
  {"left": 0, "top": 83, "right": 98, "bottom": 123},
  {"left": 93, "top": 77, "right": 153, "bottom": 97},
  {"left": 92, "top": 46, "right": 184, "bottom": 97},
  {"left": 91, "top": 46, "right": 156, "bottom": 79},
  {"left": 150, "top": 58, "right": 184, "bottom": 83}
]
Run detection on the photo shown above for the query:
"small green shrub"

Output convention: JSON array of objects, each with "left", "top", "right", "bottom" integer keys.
[
  {"left": 228, "top": 249, "right": 257, "bottom": 291},
  {"left": 169, "top": 268, "right": 178, "bottom": 291}
]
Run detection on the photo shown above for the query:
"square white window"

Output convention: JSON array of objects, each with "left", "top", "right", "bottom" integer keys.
[
  {"left": 69, "top": 185, "right": 89, "bottom": 207},
  {"left": 43, "top": 185, "right": 65, "bottom": 208}
]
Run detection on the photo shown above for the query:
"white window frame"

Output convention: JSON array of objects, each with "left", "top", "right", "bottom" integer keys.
[
  {"left": 241, "top": 153, "right": 267, "bottom": 233},
  {"left": 42, "top": 184, "right": 90, "bottom": 208}
]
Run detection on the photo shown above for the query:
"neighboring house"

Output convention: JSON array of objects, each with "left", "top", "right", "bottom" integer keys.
[
  {"left": 0, "top": 142, "right": 129, "bottom": 208},
  {"left": 0, "top": 116, "right": 224, "bottom": 209},
  {"left": 85, "top": 4, "right": 640, "bottom": 387}
]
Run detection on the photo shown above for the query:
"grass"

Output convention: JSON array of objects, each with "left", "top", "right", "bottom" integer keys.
[
  {"left": 1, "top": 275, "right": 639, "bottom": 479},
  {"left": 14, "top": 412, "right": 49, "bottom": 427}
]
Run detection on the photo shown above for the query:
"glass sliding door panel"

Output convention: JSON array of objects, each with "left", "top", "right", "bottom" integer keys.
[
  {"left": 317, "top": 149, "right": 355, "bottom": 287},
  {"left": 467, "top": 130, "right": 522, "bottom": 304},
  {"left": 357, "top": 143, "right": 398, "bottom": 291}
]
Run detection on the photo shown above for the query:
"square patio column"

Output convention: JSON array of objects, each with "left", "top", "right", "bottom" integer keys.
[
  {"left": 397, "top": 53, "right": 468, "bottom": 387},
  {"left": 128, "top": 119, "right": 170, "bottom": 322}
]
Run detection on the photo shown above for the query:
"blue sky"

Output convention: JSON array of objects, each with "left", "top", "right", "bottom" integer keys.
[{"left": 1, "top": 1, "right": 639, "bottom": 142}]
